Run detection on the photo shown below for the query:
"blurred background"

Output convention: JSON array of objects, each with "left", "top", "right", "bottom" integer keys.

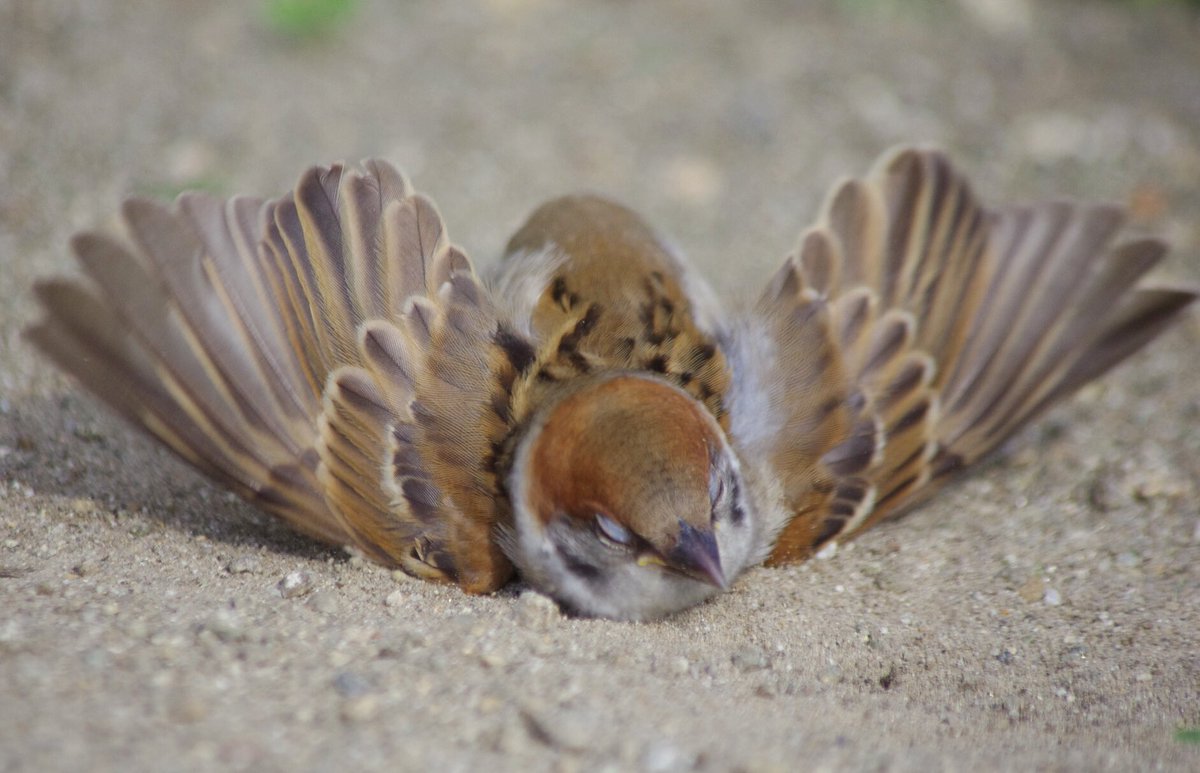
[
  {"left": 3, "top": 1, "right": 1198, "bottom": 345},
  {"left": 2, "top": 1, "right": 1199, "bottom": 770}
]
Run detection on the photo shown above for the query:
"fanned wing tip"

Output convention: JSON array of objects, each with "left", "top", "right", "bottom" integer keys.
[
  {"left": 295, "top": 163, "right": 347, "bottom": 239},
  {"left": 760, "top": 254, "right": 803, "bottom": 304},
  {"left": 356, "top": 158, "right": 411, "bottom": 198},
  {"left": 861, "top": 310, "right": 916, "bottom": 378},
  {"left": 796, "top": 228, "right": 841, "bottom": 296},
  {"left": 27, "top": 279, "right": 260, "bottom": 496},
  {"left": 1052, "top": 285, "right": 1197, "bottom": 397},
  {"left": 818, "top": 176, "right": 884, "bottom": 289},
  {"left": 27, "top": 279, "right": 106, "bottom": 366},
  {"left": 867, "top": 144, "right": 947, "bottom": 180},
  {"left": 753, "top": 145, "right": 1197, "bottom": 566},
  {"left": 358, "top": 319, "right": 417, "bottom": 397},
  {"left": 382, "top": 192, "right": 452, "bottom": 302},
  {"left": 118, "top": 195, "right": 199, "bottom": 274},
  {"left": 29, "top": 156, "right": 520, "bottom": 597}
]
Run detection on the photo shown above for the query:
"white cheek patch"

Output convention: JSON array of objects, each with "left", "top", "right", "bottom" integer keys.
[{"left": 721, "top": 316, "right": 782, "bottom": 455}]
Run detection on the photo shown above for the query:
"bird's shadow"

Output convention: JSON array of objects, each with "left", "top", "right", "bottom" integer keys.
[{"left": 1, "top": 391, "right": 341, "bottom": 564}]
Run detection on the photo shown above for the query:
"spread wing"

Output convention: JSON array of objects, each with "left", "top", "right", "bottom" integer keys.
[
  {"left": 723, "top": 147, "right": 1197, "bottom": 563},
  {"left": 27, "top": 160, "right": 530, "bottom": 592}
]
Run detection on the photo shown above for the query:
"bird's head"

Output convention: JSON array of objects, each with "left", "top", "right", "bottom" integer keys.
[{"left": 504, "top": 373, "right": 758, "bottom": 620}]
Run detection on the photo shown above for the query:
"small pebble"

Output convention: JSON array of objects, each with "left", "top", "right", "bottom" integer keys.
[
  {"left": 227, "top": 556, "right": 262, "bottom": 575},
  {"left": 516, "top": 589, "right": 562, "bottom": 627},
  {"left": 169, "top": 692, "right": 210, "bottom": 723},
  {"left": 340, "top": 694, "right": 380, "bottom": 723},
  {"left": 332, "top": 671, "right": 372, "bottom": 698},
  {"left": 479, "top": 651, "right": 508, "bottom": 669},
  {"left": 124, "top": 619, "right": 149, "bottom": 640},
  {"left": 639, "top": 739, "right": 694, "bottom": 773},
  {"left": 83, "top": 648, "right": 109, "bottom": 669},
  {"left": 814, "top": 540, "right": 838, "bottom": 560},
  {"left": 1017, "top": 576, "right": 1045, "bottom": 603},
  {"left": 0, "top": 621, "right": 23, "bottom": 652},
  {"left": 1115, "top": 552, "right": 1140, "bottom": 569},
  {"left": 1043, "top": 588, "right": 1063, "bottom": 607},
  {"left": 206, "top": 608, "right": 246, "bottom": 643},
  {"left": 277, "top": 570, "right": 313, "bottom": 599},
  {"left": 731, "top": 645, "right": 769, "bottom": 671},
  {"left": 520, "top": 705, "right": 590, "bottom": 752},
  {"left": 308, "top": 590, "right": 339, "bottom": 614},
  {"left": 384, "top": 589, "right": 406, "bottom": 608},
  {"left": 1087, "top": 472, "right": 1121, "bottom": 512}
]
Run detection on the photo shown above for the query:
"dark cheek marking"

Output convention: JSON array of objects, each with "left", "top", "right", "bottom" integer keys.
[
  {"left": 729, "top": 477, "right": 746, "bottom": 524},
  {"left": 561, "top": 551, "right": 604, "bottom": 584}
]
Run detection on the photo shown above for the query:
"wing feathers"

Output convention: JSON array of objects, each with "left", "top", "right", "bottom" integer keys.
[
  {"left": 318, "top": 367, "right": 427, "bottom": 568},
  {"left": 29, "top": 159, "right": 526, "bottom": 593},
  {"left": 28, "top": 279, "right": 344, "bottom": 544},
  {"left": 32, "top": 149, "right": 1193, "bottom": 594},
  {"left": 741, "top": 147, "right": 1196, "bottom": 564},
  {"left": 178, "top": 192, "right": 315, "bottom": 425}
]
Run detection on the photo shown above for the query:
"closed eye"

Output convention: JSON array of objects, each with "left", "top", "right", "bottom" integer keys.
[
  {"left": 594, "top": 513, "right": 634, "bottom": 547},
  {"left": 710, "top": 476, "right": 726, "bottom": 506}
]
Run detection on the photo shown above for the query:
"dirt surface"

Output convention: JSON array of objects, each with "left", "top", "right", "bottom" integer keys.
[{"left": 2, "top": 1, "right": 1199, "bottom": 770}]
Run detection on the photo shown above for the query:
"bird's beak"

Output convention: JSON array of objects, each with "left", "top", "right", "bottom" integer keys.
[{"left": 662, "top": 521, "right": 728, "bottom": 590}]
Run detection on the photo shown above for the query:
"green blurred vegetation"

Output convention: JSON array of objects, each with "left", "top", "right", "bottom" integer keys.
[
  {"left": 1176, "top": 728, "right": 1200, "bottom": 745},
  {"left": 263, "top": 0, "right": 359, "bottom": 39}
]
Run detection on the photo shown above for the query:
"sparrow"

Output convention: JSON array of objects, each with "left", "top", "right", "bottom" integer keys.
[{"left": 27, "top": 148, "right": 1196, "bottom": 620}]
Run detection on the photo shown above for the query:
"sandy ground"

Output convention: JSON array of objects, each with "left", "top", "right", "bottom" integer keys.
[{"left": 2, "top": 1, "right": 1199, "bottom": 770}]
